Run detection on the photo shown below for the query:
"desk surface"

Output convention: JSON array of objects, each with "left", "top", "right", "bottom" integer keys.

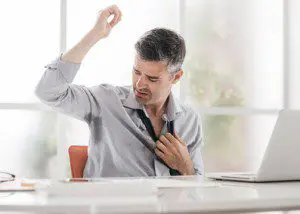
[{"left": 1, "top": 176, "right": 300, "bottom": 213}]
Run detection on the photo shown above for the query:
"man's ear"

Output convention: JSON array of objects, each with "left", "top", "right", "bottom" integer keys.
[{"left": 172, "top": 69, "right": 184, "bottom": 84}]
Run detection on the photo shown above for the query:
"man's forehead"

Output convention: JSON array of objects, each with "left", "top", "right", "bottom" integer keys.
[{"left": 134, "top": 56, "right": 168, "bottom": 73}]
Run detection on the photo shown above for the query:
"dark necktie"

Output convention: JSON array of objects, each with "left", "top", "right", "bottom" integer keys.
[{"left": 137, "top": 109, "right": 180, "bottom": 176}]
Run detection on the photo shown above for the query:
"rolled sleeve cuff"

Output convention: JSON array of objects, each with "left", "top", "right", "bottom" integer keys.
[{"left": 44, "top": 53, "right": 81, "bottom": 83}]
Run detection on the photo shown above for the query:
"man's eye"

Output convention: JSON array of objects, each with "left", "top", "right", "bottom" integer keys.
[
  {"left": 134, "top": 70, "right": 141, "bottom": 75},
  {"left": 149, "top": 79, "right": 158, "bottom": 82}
]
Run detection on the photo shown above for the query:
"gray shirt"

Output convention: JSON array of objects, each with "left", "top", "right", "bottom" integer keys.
[{"left": 35, "top": 56, "right": 204, "bottom": 177}]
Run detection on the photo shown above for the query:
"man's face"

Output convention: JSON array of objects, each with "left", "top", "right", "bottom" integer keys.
[{"left": 132, "top": 55, "right": 182, "bottom": 105}]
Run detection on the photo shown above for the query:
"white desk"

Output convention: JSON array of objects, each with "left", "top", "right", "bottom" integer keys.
[{"left": 1, "top": 176, "right": 300, "bottom": 213}]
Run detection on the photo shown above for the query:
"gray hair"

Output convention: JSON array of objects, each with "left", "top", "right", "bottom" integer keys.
[{"left": 134, "top": 28, "right": 186, "bottom": 74}]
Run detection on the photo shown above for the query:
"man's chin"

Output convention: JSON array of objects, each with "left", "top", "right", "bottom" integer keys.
[{"left": 135, "top": 96, "right": 149, "bottom": 104}]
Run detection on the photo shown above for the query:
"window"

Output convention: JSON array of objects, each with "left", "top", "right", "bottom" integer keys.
[
  {"left": 0, "top": 110, "right": 57, "bottom": 178},
  {"left": 183, "top": 0, "right": 283, "bottom": 109},
  {"left": 183, "top": 0, "right": 284, "bottom": 172},
  {"left": 0, "top": 0, "right": 59, "bottom": 178},
  {"left": 0, "top": 0, "right": 59, "bottom": 102}
]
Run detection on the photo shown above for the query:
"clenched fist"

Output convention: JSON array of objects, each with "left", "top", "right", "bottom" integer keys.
[{"left": 93, "top": 5, "right": 122, "bottom": 40}]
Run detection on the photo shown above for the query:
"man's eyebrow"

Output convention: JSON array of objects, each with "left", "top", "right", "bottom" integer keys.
[{"left": 133, "top": 67, "right": 160, "bottom": 79}]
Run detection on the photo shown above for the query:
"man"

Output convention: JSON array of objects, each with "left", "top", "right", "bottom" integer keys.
[{"left": 36, "top": 5, "right": 203, "bottom": 177}]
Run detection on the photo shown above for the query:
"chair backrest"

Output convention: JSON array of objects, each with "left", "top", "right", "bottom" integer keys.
[{"left": 68, "top": 145, "right": 88, "bottom": 178}]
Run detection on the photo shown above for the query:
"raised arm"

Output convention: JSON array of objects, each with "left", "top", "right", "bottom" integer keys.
[
  {"left": 35, "top": 5, "right": 122, "bottom": 121},
  {"left": 62, "top": 5, "right": 122, "bottom": 63}
]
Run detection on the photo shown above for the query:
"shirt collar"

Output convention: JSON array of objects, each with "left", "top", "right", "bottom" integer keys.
[
  {"left": 165, "top": 92, "right": 185, "bottom": 121},
  {"left": 123, "top": 88, "right": 185, "bottom": 121},
  {"left": 123, "top": 88, "right": 143, "bottom": 110}
]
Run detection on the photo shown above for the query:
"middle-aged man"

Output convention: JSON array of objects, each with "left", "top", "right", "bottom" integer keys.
[{"left": 35, "top": 5, "right": 204, "bottom": 177}]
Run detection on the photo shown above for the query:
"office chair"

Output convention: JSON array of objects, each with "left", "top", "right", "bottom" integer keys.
[{"left": 68, "top": 145, "right": 88, "bottom": 178}]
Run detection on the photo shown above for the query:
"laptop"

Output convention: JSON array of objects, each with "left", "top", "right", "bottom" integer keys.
[{"left": 206, "top": 109, "right": 300, "bottom": 182}]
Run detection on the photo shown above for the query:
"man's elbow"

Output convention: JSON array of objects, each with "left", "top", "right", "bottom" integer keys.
[
  {"left": 34, "top": 84, "right": 61, "bottom": 105},
  {"left": 34, "top": 82, "right": 53, "bottom": 102},
  {"left": 34, "top": 84, "right": 45, "bottom": 101}
]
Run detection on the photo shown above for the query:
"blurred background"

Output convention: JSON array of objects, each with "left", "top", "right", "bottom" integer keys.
[{"left": 0, "top": 0, "right": 300, "bottom": 178}]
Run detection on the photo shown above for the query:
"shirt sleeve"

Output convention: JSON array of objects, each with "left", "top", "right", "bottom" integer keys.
[
  {"left": 189, "top": 114, "right": 204, "bottom": 176},
  {"left": 35, "top": 55, "right": 101, "bottom": 122}
]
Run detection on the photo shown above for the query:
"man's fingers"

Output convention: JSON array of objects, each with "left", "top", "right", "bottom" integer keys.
[
  {"left": 159, "top": 135, "right": 181, "bottom": 158},
  {"left": 119, "top": 10, "right": 123, "bottom": 21},
  {"left": 99, "top": 5, "right": 121, "bottom": 27},
  {"left": 155, "top": 148, "right": 165, "bottom": 160},
  {"left": 174, "top": 132, "right": 185, "bottom": 145},
  {"left": 156, "top": 140, "right": 167, "bottom": 153},
  {"left": 99, "top": 7, "right": 111, "bottom": 19},
  {"left": 159, "top": 135, "right": 172, "bottom": 148},
  {"left": 108, "top": 5, "right": 122, "bottom": 27},
  {"left": 165, "top": 133, "right": 179, "bottom": 145},
  {"left": 116, "top": 6, "right": 122, "bottom": 22}
]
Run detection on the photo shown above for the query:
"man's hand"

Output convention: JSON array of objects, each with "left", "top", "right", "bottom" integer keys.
[
  {"left": 93, "top": 5, "right": 122, "bottom": 40},
  {"left": 62, "top": 5, "right": 122, "bottom": 63},
  {"left": 155, "top": 132, "right": 195, "bottom": 175}
]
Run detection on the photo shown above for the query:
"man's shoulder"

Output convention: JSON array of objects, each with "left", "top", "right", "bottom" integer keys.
[
  {"left": 178, "top": 102, "right": 202, "bottom": 123},
  {"left": 106, "top": 84, "right": 131, "bottom": 99},
  {"left": 90, "top": 84, "right": 131, "bottom": 98}
]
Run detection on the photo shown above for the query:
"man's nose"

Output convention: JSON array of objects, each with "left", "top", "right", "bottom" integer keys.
[{"left": 136, "top": 76, "right": 147, "bottom": 89}]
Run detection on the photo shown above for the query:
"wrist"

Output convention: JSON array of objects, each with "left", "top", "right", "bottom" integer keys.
[
  {"left": 85, "top": 28, "right": 104, "bottom": 46},
  {"left": 90, "top": 27, "right": 107, "bottom": 41},
  {"left": 179, "top": 160, "right": 195, "bottom": 176}
]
